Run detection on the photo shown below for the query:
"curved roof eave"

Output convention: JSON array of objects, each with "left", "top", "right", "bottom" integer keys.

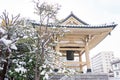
[
  {"left": 31, "top": 23, "right": 117, "bottom": 29},
  {"left": 57, "top": 24, "right": 117, "bottom": 29}
]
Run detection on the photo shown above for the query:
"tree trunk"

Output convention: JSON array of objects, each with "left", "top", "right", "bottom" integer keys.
[
  {"left": 35, "top": 36, "right": 40, "bottom": 80},
  {"left": 0, "top": 49, "right": 9, "bottom": 80},
  {"left": 35, "top": 51, "right": 40, "bottom": 80},
  {"left": 0, "top": 35, "right": 10, "bottom": 80}
]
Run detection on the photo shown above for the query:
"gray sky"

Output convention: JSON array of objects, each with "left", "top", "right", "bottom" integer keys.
[{"left": 0, "top": 0, "right": 120, "bottom": 58}]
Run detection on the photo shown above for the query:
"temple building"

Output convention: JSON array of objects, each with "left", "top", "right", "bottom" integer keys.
[
  {"left": 32, "top": 12, "right": 117, "bottom": 72},
  {"left": 55, "top": 12, "right": 117, "bottom": 72}
]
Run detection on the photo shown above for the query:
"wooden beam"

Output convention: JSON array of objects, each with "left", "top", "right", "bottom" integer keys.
[
  {"left": 64, "top": 61, "right": 86, "bottom": 66},
  {"left": 67, "top": 28, "right": 112, "bottom": 35},
  {"left": 59, "top": 43, "right": 85, "bottom": 47},
  {"left": 64, "top": 33, "right": 86, "bottom": 37},
  {"left": 62, "top": 54, "right": 79, "bottom": 57},
  {"left": 59, "top": 48, "right": 84, "bottom": 51},
  {"left": 61, "top": 51, "right": 82, "bottom": 55},
  {"left": 66, "top": 66, "right": 80, "bottom": 68},
  {"left": 60, "top": 38, "right": 85, "bottom": 41}
]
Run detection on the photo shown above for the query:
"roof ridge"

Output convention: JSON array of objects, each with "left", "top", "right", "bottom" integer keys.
[{"left": 61, "top": 12, "right": 88, "bottom": 25}]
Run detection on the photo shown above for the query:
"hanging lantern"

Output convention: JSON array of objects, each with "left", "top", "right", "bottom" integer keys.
[{"left": 66, "top": 50, "right": 74, "bottom": 60}]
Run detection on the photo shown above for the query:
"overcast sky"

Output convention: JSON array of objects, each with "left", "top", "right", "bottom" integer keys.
[{"left": 0, "top": 0, "right": 120, "bottom": 58}]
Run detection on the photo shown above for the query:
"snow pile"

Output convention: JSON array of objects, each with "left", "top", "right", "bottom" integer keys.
[
  {"left": 0, "top": 28, "right": 5, "bottom": 34},
  {"left": 0, "top": 67, "right": 3, "bottom": 70},
  {"left": 0, "top": 38, "right": 12, "bottom": 46},
  {"left": 10, "top": 43, "right": 17, "bottom": 50},
  {"left": 44, "top": 73, "right": 49, "bottom": 80},
  {"left": 1, "top": 58, "right": 7, "bottom": 62},
  {"left": 0, "top": 38, "right": 17, "bottom": 50},
  {"left": 41, "top": 70, "right": 46, "bottom": 75},
  {"left": 15, "top": 67, "right": 27, "bottom": 73},
  {"left": 12, "top": 59, "right": 27, "bottom": 74}
]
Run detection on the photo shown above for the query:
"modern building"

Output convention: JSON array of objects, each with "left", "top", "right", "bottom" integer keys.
[
  {"left": 32, "top": 12, "right": 117, "bottom": 72},
  {"left": 111, "top": 58, "right": 120, "bottom": 77},
  {"left": 91, "top": 51, "right": 114, "bottom": 73}
]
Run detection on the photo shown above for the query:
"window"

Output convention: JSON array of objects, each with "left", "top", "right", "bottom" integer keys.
[
  {"left": 116, "top": 72, "right": 119, "bottom": 75},
  {"left": 114, "top": 64, "right": 117, "bottom": 67}
]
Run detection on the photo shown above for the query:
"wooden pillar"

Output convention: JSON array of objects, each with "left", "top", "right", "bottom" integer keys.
[
  {"left": 55, "top": 36, "right": 59, "bottom": 52},
  {"left": 85, "top": 42, "right": 91, "bottom": 72},
  {"left": 79, "top": 53, "right": 83, "bottom": 72},
  {"left": 55, "top": 43, "right": 59, "bottom": 52}
]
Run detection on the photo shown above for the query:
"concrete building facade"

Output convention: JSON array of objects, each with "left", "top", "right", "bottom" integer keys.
[
  {"left": 111, "top": 59, "right": 120, "bottom": 77},
  {"left": 91, "top": 51, "right": 114, "bottom": 73}
]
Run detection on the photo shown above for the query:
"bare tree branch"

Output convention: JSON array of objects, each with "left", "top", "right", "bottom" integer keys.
[{"left": 0, "top": 10, "right": 20, "bottom": 27}]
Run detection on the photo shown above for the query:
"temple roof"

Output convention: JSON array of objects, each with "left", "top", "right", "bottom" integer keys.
[
  {"left": 32, "top": 23, "right": 117, "bottom": 29},
  {"left": 32, "top": 12, "right": 117, "bottom": 29},
  {"left": 58, "top": 23, "right": 117, "bottom": 29},
  {"left": 61, "top": 12, "right": 88, "bottom": 25}
]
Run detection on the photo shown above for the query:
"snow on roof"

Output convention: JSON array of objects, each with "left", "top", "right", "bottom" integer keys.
[
  {"left": 32, "top": 22, "right": 117, "bottom": 29},
  {"left": 59, "top": 23, "right": 117, "bottom": 29}
]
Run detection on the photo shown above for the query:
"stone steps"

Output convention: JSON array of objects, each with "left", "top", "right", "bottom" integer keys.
[
  {"left": 49, "top": 74, "right": 64, "bottom": 80},
  {"left": 49, "top": 73, "right": 109, "bottom": 80}
]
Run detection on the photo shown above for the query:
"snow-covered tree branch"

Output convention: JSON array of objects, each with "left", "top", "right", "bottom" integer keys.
[
  {"left": 0, "top": 1, "right": 73, "bottom": 80},
  {"left": 0, "top": 10, "right": 20, "bottom": 80}
]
